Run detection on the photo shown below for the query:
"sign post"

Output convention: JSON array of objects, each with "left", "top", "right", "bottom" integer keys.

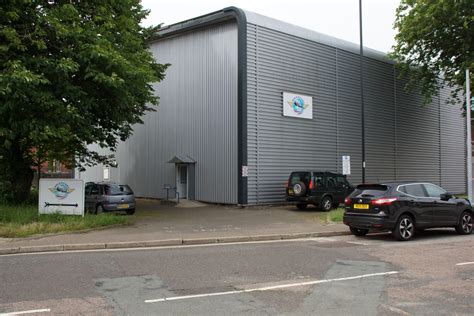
[{"left": 39, "top": 179, "right": 85, "bottom": 216}]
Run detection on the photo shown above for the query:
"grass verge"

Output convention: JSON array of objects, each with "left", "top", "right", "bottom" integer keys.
[
  {"left": 319, "top": 208, "right": 345, "bottom": 224},
  {"left": 0, "top": 204, "right": 132, "bottom": 238}
]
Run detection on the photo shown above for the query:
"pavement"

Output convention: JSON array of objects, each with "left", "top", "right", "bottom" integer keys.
[{"left": 0, "top": 199, "right": 349, "bottom": 255}]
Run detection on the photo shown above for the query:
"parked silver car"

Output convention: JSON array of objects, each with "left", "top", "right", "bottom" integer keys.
[{"left": 85, "top": 182, "right": 136, "bottom": 215}]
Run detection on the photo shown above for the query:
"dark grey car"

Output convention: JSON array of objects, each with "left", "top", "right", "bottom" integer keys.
[
  {"left": 343, "top": 182, "right": 473, "bottom": 241},
  {"left": 85, "top": 182, "right": 136, "bottom": 215}
]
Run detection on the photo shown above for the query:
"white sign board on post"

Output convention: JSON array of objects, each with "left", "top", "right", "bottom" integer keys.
[
  {"left": 242, "top": 166, "right": 249, "bottom": 177},
  {"left": 39, "top": 179, "right": 84, "bottom": 216},
  {"left": 103, "top": 166, "right": 110, "bottom": 181},
  {"left": 283, "top": 92, "right": 313, "bottom": 119},
  {"left": 342, "top": 156, "right": 351, "bottom": 175}
]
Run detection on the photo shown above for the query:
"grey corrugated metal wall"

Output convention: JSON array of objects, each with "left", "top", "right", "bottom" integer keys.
[
  {"left": 394, "top": 74, "right": 441, "bottom": 184},
  {"left": 79, "top": 21, "right": 239, "bottom": 204},
  {"left": 246, "top": 23, "right": 466, "bottom": 204},
  {"left": 76, "top": 144, "right": 121, "bottom": 183},
  {"left": 440, "top": 87, "right": 466, "bottom": 192}
]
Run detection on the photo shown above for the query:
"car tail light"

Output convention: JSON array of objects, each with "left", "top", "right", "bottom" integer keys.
[
  {"left": 309, "top": 180, "right": 314, "bottom": 190},
  {"left": 344, "top": 197, "right": 352, "bottom": 206},
  {"left": 371, "top": 197, "right": 397, "bottom": 206},
  {"left": 286, "top": 180, "right": 289, "bottom": 188}
]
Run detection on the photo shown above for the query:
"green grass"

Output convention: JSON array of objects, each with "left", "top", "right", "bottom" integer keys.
[
  {"left": 0, "top": 204, "right": 131, "bottom": 238},
  {"left": 318, "top": 208, "right": 345, "bottom": 223}
]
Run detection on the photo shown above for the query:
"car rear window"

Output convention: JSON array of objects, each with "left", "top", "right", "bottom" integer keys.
[
  {"left": 289, "top": 172, "right": 311, "bottom": 185},
  {"left": 351, "top": 184, "right": 389, "bottom": 198},
  {"left": 105, "top": 184, "right": 133, "bottom": 196}
]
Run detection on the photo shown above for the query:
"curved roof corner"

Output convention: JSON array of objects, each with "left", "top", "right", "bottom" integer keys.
[{"left": 153, "top": 6, "right": 393, "bottom": 64}]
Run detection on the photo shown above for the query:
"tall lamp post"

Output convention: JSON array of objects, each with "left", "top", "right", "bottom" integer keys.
[
  {"left": 466, "top": 69, "right": 472, "bottom": 202},
  {"left": 359, "top": 0, "right": 366, "bottom": 183}
]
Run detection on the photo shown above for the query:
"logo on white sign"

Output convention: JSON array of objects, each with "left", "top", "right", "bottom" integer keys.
[{"left": 283, "top": 92, "right": 313, "bottom": 119}]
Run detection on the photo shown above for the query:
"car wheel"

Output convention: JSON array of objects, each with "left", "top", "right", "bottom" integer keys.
[
  {"left": 350, "top": 226, "right": 369, "bottom": 237},
  {"left": 296, "top": 203, "right": 307, "bottom": 210},
  {"left": 392, "top": 215, "right": 415, "bottom": 241},
  {"left": 95, "top": 204, "right": 104, "bottom": 215},
  {"left": 455, "top": 211, "right": 473, "bottom": 235},
  {"left": 320, "top": 196, "right": 333, "bottom": 212},
  {"left": 293, "top": 181, "right": 307, "bottom": 197},
  {"left": 126, "top": 208, "right": 136, "bottom": 215}
]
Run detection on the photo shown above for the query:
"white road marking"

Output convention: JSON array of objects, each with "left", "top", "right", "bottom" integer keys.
[
  {"left": 0, "top": 237, "right": 331, "bottom": 257},
  {"left": 456, "top": 261, "right": 474, "bottom": 266},
  {"left": 313, "top": 237, "right": 336, "bottom": 242},
  {"left": 379, "top": 304, "right": 411, "bottom": 315},
  {"left": 346, "top": 241, "right": 370, "bottom": 246},
  {"left": 0, "top": 309, "right": 50, "bottom": 315},
  {"left": 145, "top": 271, "right": 399, "bottom": 303}
]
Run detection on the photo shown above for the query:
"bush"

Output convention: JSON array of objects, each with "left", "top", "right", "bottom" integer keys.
[{"left": 0, "top": 180, "right": 13, "bottom": 203}]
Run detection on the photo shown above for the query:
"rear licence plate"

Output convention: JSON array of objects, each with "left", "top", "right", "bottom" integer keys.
[
  {"left": 117, "top": 204, "right": 129, "bottom": 209},
  {"left": 354, "top": 204, "right": 369, "bottom": 210},
  {"left": 288, "top": 189, "right": 294, "bottom": 195}
]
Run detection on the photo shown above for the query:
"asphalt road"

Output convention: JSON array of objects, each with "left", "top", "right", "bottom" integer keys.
[{"left": 1, "top": 230, "right": 473, "bottom": 315}]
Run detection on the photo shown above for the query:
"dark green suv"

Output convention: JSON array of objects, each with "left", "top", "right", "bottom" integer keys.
[{"left": 286, "top": 171, "right": 354, "bottom": 211}]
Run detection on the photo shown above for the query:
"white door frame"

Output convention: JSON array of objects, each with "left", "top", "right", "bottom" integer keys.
[{"left": 176, "top": 164, "right": 188, "bottom": 199}]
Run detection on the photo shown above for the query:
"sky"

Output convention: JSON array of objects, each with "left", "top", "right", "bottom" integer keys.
[{"left": 141, "top": 0, "right": 400, "bottom": 53}]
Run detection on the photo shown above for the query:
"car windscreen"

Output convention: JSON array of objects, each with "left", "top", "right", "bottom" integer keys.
[
  {"left": 289, "top": 172, "right": 311, "bottom": 185},
  {"left": 105, "top": 184, "right": 133, "bottom": 196},
  {"left": 350, "top": 184, "right": 389, "bottom": 198}
]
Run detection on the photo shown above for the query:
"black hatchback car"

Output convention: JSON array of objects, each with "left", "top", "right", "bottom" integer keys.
[
  {"left": 286, "top": 171, "right": 354, "bottom": 211},
  {"left": 343, "top": 182, "right": 473, "bottom": 241}
]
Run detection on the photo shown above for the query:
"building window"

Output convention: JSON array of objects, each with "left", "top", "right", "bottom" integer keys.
[{"left": 48, "top": 160, "right": 62, "bottom": 173}]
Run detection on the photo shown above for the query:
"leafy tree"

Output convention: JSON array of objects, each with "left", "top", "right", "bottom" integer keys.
[
  {"left": 0, "top": 0, "right": 167, "bottom": 202},
  {"left": 390, "top": 0, "right": 473, "bottom": 104}
]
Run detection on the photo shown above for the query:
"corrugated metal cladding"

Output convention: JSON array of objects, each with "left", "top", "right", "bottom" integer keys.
[
  {"left": 80, "top": 21, "right": 239, "bottom": 204},
  {"left": 440, "top": 87, "right": 466, "bottom": 192},
  {"left": 76, "top": 144, "right": 120, "bottom": 183},
  {"left": 246, "top": 23, "right": 466, "bottom": 204}
]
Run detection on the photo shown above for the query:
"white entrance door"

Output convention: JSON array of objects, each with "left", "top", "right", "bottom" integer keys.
[{"left": 177, "top": 165, "right": 187, "bottom": 199}]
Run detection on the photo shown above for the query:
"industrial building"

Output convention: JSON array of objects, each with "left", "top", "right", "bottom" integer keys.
[{"left": 78, "top": 7, "right": 466, "bottom": 205}]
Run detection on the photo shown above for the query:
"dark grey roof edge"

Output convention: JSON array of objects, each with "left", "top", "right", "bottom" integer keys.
[
  {"left": 150, "top": 7, "right": 240, "bottom": 42},
  {"left": 242, "top": 9, "right": 394, "bottom": 64},
  {"left": 153, "top": 6, "right": 394, "bottom": 65}
]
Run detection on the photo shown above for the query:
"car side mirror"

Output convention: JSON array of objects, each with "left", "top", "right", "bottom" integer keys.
[{"left": 440, "top": 193, "right": 452, "bottom": 201}]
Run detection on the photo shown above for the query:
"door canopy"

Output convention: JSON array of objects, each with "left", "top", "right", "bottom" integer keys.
[{"left": 167, "top": 155, "right": 196, "bottom": 164}]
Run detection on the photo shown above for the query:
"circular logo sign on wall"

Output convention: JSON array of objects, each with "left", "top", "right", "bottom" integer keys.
[{"left": 291, "top": 96, "right": 306, "bottom": 114}]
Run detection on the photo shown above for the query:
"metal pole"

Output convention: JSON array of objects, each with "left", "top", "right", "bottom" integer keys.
[
  {"left": 359, "top": 0, "right": 366, "bottom": 183},
  {"left": 466, "top": 69, "right": 472, "bottom": 201}
]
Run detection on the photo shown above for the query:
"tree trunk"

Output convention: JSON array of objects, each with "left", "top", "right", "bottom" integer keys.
[
  {"left": 7, "top": 143, "right": 34, "bottom": 203},
  {"left": 11, "top": 166, "right": 34, "bottom": 203}
]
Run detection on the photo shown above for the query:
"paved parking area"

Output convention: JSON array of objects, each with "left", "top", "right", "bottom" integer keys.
[{"left": 0, "top": 199, "right": 346, "bottom": 250}]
